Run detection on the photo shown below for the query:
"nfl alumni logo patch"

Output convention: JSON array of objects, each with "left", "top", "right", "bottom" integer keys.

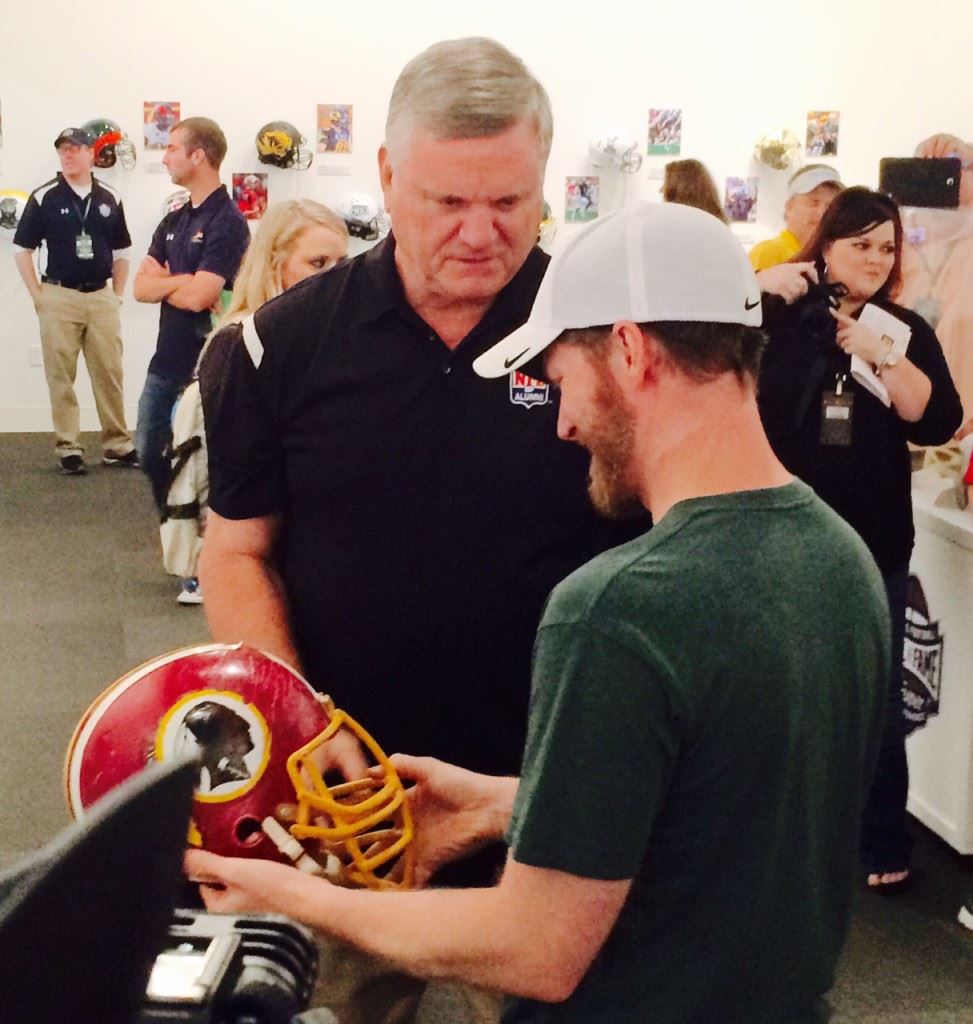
[
  {"left": 509, "top": 370, "right": 549, "bottom": 408},
  {"left": 99, "top": 203, "right": 111, "bottom": 218}
]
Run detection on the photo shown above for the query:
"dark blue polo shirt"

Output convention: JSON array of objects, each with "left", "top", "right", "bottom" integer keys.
[
  {"left": 14, "top": 173, "right": 131, "bottom": 287},
  {"left": 146, "top": 184, "right": 249, "bottom": 383}
]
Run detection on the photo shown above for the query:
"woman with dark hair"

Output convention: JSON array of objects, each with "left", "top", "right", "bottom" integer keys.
[
  {"left": 758, "top": 186, "right": 962, "bottom": 891},
  {"left": 662, "top": 159, "right": 728, "bottom": 223}
]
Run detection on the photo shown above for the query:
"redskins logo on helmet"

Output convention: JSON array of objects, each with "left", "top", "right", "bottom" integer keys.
[
  {"left": 64, "top": 644, "right": 414, "bottom": 890},
  {"left": 256, "top": 121, "right": 312, "bottom": 170},
  {"left": 82, "top": 119, "right": 136, "bottom": 170}
]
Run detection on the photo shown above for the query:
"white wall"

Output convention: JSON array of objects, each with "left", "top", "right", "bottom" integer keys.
[{"left": 1, "top": 0, "right": 970, "bottom": 432}]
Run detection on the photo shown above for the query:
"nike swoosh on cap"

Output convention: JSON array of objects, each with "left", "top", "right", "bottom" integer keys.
[{"left": 504, "top": 348, "right": 530, "bottom": 369}]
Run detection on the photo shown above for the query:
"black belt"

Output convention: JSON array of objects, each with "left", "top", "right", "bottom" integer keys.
[{"left": 42, "top": 277, "right": 108, "bottom": 293}]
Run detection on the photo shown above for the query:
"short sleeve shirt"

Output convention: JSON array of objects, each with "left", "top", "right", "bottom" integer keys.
[
  {"left": 505, "top": 483, "right": 887, "bottom": 1024},
  {"left": 748, "top": 229, "right": 801, "bottom": 271},
  {"left": 147, "top": 185, "right": 249, "bottom": 382},
  {"left": 200, "top": 237, "right": 644, "bottom": 776},
  {"left": 14, "top": 173, "right": 131, "bottom": 286}
]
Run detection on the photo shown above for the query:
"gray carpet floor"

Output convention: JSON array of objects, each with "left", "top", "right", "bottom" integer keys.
[{"left": 1, "top": 431, "right": 972, "bottom": 1021}]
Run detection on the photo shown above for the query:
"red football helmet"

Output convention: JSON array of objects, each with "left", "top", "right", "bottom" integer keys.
[{"left": 64, "top": 644, "right": 414, "bottom": 890}]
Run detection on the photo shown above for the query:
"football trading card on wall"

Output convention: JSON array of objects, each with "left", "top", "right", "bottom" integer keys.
[
  {"left": 317, "top": 105, "right": 352, "bottom": 154},
  {"left": 233, "top": 172, "right": 268, "bottom": 221},
  {"left": 648, "top": 109, "right": 682, "bottom": 156},
  {"left": 565, "top": 176, "right": 599, "bottom": 222},
  {"left": 144, "top": 102, "right": 180, "bottom": 150},
  {"left": 724, "top": 177, "right": 758, "bottom": 223},
  {"left": 806, "top": 111, "right": 840, "bottom": 157}
]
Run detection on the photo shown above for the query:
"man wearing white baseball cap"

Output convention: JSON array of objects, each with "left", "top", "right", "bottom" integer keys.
[
  {"left": 748, "top": 163, "right": 844, "bottom": 272},
  {"left": 187, "top": 203, "right": 888, "bottom": 1024}
]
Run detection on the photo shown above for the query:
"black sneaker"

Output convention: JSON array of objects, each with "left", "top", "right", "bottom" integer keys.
[
  {"left": 59, "top": 454, "right": 87, "bottom": 475},
  {"left": 102, "top": 449, "right": 140, "bottom": 468}
]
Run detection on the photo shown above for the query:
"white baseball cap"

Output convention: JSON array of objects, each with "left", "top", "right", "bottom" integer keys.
[
  {"left": 473, "top": 202, "right": 762, "bottom": 379},
  {"left": 786, "top": 163, "right": 843, "bottom": 197}
]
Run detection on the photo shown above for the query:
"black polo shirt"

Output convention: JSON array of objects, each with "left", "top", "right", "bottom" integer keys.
[
  {"left": 146, "top": 185, "right": 249, "bottom": 383},
  {"left": 14, "top": 173, "right": 131, "bottom": 287},
  {"left": 201, "top": 237, "right": 643, "bottom": 778}
]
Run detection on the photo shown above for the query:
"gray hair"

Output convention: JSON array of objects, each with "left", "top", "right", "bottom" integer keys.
[{"left": 385, "top": 37, "right": 553, "bottom": 163}]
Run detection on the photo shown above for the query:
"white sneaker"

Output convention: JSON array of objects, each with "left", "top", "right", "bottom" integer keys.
[
  {"left": 177, "top": 577, "right": 204, "bottom": 605},
  {"left": 959, "top": 900, "right": 973, "bottom": 931}
]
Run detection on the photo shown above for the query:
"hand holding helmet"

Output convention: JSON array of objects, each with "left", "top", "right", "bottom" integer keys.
[{"left": 65, "top": 644, "right": 415, "bottom": 891}]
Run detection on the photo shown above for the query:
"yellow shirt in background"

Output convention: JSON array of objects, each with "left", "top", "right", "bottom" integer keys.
[{"left": 748, "top": 229, "right": 801, "bottom": 271}]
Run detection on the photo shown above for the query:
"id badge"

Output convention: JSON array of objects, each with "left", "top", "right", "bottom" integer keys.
[
  {"left": 76, "top": 232, "right": 94, "bottom": 260},
  {"left": 820, "top": 389, "right": 854, "bottom": 446}
]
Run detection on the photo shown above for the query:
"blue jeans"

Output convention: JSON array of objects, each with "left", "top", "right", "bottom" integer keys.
[
  {"left": 136, "top": 371, "right": 185, "bottom": 514},
  {"left": 860, "top": 565, "right": 912, "bottom": 874}
]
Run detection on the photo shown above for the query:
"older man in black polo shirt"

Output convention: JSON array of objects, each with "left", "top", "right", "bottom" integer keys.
[
  {"left": 200, "top": 38, "right": 635, "bottom": 794},
  {"left": 199, "top": 41, "right": 642, "bottom": 1021},
  {"left": 14, "top": 127, "right": 136, "bottom": 475}
]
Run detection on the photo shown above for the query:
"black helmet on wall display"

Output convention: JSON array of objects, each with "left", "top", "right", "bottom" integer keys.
[
  {"left": 82, "top": 119, "right": 136, "bottom": 170},
  {"left": 256, "top": 121, "right": 312, "bottom": 170}
]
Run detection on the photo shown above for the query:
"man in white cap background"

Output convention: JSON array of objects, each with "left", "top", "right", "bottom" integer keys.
[
  {"left": 188, "top": 202, "right": 887, "bottom": 1024},
  {"left": 749, "top": 163, "right": 844, "bottom": 272},
  {"left": 749, "top": 164, "right": 845, "bottom": 306}
]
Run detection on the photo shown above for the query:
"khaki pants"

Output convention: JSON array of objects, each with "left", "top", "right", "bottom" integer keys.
[
  {"left": 312, "top": 939, "right": 502, "bottom": 1024},
  {"left": 36, "top": 282, "right": 133, "bottom": 457}
]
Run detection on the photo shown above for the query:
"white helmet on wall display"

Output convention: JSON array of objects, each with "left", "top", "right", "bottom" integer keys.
[
  {"left": 588, "top": 132, "right": 643, "bottom": 173},
  {"left": 337, "top": 192, "right": 390, "bottom": 241},
  {"left": 162, "top": 189, "right": 191, "bottom": 217}
]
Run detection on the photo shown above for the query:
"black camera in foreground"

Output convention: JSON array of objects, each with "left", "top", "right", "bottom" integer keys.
[
  {"left": 141, "top": 910, "right": 318, "bottom": 1024},
  {"left": 0, "top": 760, "right": 318, "bottom": 1024}
]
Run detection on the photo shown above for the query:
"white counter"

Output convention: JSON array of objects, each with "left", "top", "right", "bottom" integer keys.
[{"left": 906, "top": 469, "right": 973, "bottom": 853}]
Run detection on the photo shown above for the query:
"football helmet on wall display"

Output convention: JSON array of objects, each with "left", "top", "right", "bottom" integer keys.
[
  {"left": 0, "top": 190, "right": 28, "bottom": 230},
  {"left": 256, "top": 121, "right": 313, "bottom": 170},
  {"left": 64, "top": 644, "right": 415, "bottom": 890},
  {"left": 588, "top": 131, "right": 643, "bottom": 173},
  {"left": 82, "top": 119, "right": 136, "bottom": 170},
  {"left": 337, "top": 191, "right": 389, "bottom": 241},
  {"left": 754, "top": 129, "right": 802, "bottom": 171},
  {"left": 161, "top": 189, "right": 191, "bottom": 217}
]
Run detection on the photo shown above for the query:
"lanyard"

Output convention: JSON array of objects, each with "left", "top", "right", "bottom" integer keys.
[{"left": 72, "top": 193, "right": 92, "bottom": 233}]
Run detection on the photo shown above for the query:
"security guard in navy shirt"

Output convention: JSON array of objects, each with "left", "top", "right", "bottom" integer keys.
[{"left": 14, "top": 127, "right": 137, "bottom": 475}]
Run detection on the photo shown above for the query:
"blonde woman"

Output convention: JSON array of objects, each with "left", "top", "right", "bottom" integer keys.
[{"left": 162, "top": 200, "right": 348, "bottom": 604}]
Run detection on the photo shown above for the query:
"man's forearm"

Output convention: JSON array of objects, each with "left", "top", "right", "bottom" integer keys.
[
  {"left": 112, "top": 259, "right": 130, "bottom": 297},
  {"left": 239, "top": 867, "right": 577, "bottom": 1001},
  {"left": 133, "top": 272, "right": 190, "bottom": 304},
  {"left": 13, "top": 250, "right": 42, "bottom": 305},
  {"left": 166, "top": 276, "right": 223, "bottom": 313},
  {"left": 199, "top": 549, "right": 302, "bottom": 672}
]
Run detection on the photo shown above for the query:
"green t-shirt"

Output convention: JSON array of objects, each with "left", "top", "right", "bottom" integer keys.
[{"left": 505, "top": 481, "right": 888, "bottom": 1024}]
